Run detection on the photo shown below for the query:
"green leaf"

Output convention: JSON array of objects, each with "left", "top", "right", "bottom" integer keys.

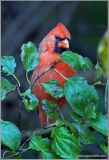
[
  {"left": 1, "top": 120, "right": 21, "bottom": 151},
  {"left": 41, "top": 151, "right": 60, "bottom": 159},
  {"left": 1, "top": 77, "right": 16, "bottom": 100},
  {"left": 29, "top": 136, "right": 60, "bottom": 159},
  {"left": 71, "top": 111, "right": 83, "bottom": 123},
  {"left": 60, "top": 51, "right": 93, "bottom": 72},
  {"left": 21, "top": 88, "right": 38, "bottom": 111},
  {"left": 21, "top": 41, "right": 39, "bottom": 73},
  {"left": 55, "top": 119, "right": 67, "bottom": 127},
  {"left": 64, "top": 76, "right": 98, "bottom": 116},
  {"left": 55, "top": 119, "right": 78, "bottom": 135},
  {"left": 100, "top": 141, "right": 108, "bottom": 155},
  {"left": 41, "top": 80, "right": 64, "bottom": 99},
  {"left": 29, "top": 136, "right": 50, "bottom": 152},
  {"left": 91, "top": 113, "right": 108, "bottom": 136},
  {"left": 73, "top": 123, "right": 96, "bottom": 144},
  {"left": 95, "top": 62, "right": 106, "bottom": 80},
  {"left": 98, "top": 31, "right": 108, "bottom": 74},
  {"left": 42, "top": 99, "right": 59, "bottom": 119},
  {"left": 84, "top": 104, "right": 96, "bottom": 119},
  {"left": 1, "top": 56, "right": 16, "bottom": 75},
  {"left": 51, "top": 127, "right": 81, "bottom": 158},
  {"left": 82, "top": 57, "right": 94, "bottom": 71}
]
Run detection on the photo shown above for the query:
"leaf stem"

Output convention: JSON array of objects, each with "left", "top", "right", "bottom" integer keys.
[
  {"left": 18, "top": 102, "right": 23, "bottom": 130},
  {"left": 19, "top": 147, "right": 30, "bottom": 151},
  {"left": 4, "top": 127, "right": 54, "bottom": 158},
  {"left": 53, "top": 68, "right": 67, "bottom": 80},
  {"left": 93, "top": 81, "right": 106, "bottom": 86},
  {"left": 26, "top": 72, "right": 30, "bottom": 84},
  {"left": 30, "top": 61, "right": 59, "bottom": 89},
  {"left": 12, "top": 74, "right": 20, "bottom": 87},
  {"left": 3, "top": 150, "right": 18, "bottom": 159}
]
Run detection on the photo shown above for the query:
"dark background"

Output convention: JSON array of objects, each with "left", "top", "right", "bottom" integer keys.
[{"left": 1, "top": 1, "right": 108, "bottom": 159}]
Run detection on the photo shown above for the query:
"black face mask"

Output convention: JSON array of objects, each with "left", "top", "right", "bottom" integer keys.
[{"left": 54, "top": 36, "right": 70, "bottom": 54}]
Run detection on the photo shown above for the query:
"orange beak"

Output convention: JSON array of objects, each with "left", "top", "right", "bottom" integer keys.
[{"left": 58, "top": 39, "right": 69, "bottom": 49}]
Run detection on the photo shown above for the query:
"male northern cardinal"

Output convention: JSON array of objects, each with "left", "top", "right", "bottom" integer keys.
[{"left": 31, "top": 23, "right": 77, "bottom": 127}]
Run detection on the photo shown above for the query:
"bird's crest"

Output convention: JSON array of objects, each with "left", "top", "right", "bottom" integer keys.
[{"left": 38, "top": 22, "right": 71, "bottom": 53}]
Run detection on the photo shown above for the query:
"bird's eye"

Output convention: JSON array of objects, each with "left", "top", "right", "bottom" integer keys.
[
  {"left": 54, "top": 36, "right": 70, "bottom": 54},
  {"left": 55, "top": 36, "right": 61, "bottom": 42},
  {"left": 55, "top": 36, "right": 69, "bottom": 42}
]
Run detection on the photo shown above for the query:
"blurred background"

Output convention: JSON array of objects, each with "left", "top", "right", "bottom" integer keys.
[{"left": 1, "top": 1, "right": 108, "bottom": 159}]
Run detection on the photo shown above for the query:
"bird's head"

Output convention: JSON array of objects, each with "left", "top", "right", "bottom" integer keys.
[{"left": 38, "top": 23, "right": 71, "bottom": 54}]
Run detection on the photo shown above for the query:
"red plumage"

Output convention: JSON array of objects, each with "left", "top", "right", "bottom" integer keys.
[{"left": 31, "top": 23, "right": 77, "bottom": 127}]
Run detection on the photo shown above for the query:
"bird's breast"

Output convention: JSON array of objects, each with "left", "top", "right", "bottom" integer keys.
[
  {"left": 31, "top": 51, "right": 77, "bottom": 107},
  {"left": 31, "top": 51, "right": 77, "bottom": 86}
]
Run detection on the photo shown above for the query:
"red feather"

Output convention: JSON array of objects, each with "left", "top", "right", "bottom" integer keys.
[{"left": 31, "top": 23, "right": 77, "bottom": 127}]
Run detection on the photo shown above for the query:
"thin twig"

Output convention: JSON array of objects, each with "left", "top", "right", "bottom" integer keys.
[
  {"left": 15, "top": 86, "right": 24, "bottom": 130},
  {"left": 3, "top": 126, "right": 55, "bottom": 159},
  {"left": 11, "top": 74, "right": 23, "bottom": 129},
  {"left": 21, "top": 125, "right": 55, "bottom": 140},
  {"left": 44, "top": 123, "right": 55, "bottom": 129},
  {"left": 9, "top": 73, "right": 23, "bottom": 129},
  {"left": 12, "top": 74, "right": 21, "bottom": 87},
  {"left": 30, "top": 61, "right": 59, "bottom": 89},
  {"left": 18, "top": 102, "right": 23, "bottom": 130},
  {"left": 3, "top": 151, "right": 18, "bottom": 159},
  {"left": 93, "top": 81, "right": 106, "bottom": 86},
  {"left": 26, "top": 72, "right": 30, "bottom": 84}
]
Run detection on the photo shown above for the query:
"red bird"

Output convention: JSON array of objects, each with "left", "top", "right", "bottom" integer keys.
[{"left": 31, "top": 23, "right": 77, "bottom": 127}]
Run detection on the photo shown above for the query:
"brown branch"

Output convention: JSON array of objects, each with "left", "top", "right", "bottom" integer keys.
[
  {"left": 2, "top": 125, "right": 55, "bottom": 159},
  {"left": 21, "top": 124, "right": 55, "bottom": 140}
]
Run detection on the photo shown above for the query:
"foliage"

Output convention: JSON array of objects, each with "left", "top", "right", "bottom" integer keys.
[
  {"left": 60, "top": 51, "right": 93, "bottom": 72},
  {"left": 41, "top": 80, "right": 64, "bottom": 99},
  {"left": 90, "top": 113, "right": 108, "bottom": 136},
  {"left": 29, "top": 136, "right": 50, "bottom": 152},
  {"left": 1, "top": 120, "right": 21, "bottom": 151},
  {"left": 42, "top": 99, "right": 59, "bottom": 119},
  {"left": 51, "top": 127, "right": 81, "bottom": 158},
  {"left": 1, "top": 41, "right": 108, "bottom": 159},
  {"left": 64, "top": 76, "right": 98, "bottom": 116},
  {"left": 98, "top": 31, "right": 108, "bottom": 74},
  {"left": 20, "top": 88, "right": 38, "bottom": 111},
  {"left": 1, "top": 56, "right": 16, "bottom": 75},
  {"left": 21, "top": 41, "right": 39, "bottom": 73},
  {"left": 95, "top": 62, "right": 106, "bottom": 80},
  {"left": 21, "top": 41, "right": 39, "bottom": 83},
  {"left": 73, "top": 123, "right": 96, "bottom": 144},
  {"left": 1, "top": 77, "right": 16, "bottom": 100},
  {"left": 100, "top": 141, "right": 108, "bottom": 155}
]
